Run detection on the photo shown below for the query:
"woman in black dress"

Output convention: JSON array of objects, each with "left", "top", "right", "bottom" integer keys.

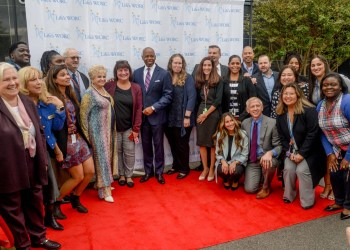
[{"left": 195, "top": 57, "right": 224, "bottom": 181}]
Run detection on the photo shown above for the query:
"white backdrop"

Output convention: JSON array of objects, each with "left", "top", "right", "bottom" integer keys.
[{"left": 25, "top": 0, "right": 244, "bottom": 170}]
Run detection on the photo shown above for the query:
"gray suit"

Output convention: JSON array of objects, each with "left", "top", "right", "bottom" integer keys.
[{"left": 241, "top": 115, "right": 281, "bottom": 193}]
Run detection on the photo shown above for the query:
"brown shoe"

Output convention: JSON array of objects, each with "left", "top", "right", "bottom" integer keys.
[{"left": 256, "top": 188, "right": 270, "bottom": 199}]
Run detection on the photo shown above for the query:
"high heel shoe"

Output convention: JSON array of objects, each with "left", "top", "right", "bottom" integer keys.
[
  {"left": 320, "top": 184, "right": 332, "bottom": 199},
  {"left": 199, "top": 170, "right": 209, "bottom": 181},
  {"left": 207, "top": 174, "right": 215, "bottom": 182}
]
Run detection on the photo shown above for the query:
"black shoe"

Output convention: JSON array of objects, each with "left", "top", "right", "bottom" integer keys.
[
  {"left": 324, "top": 204, "right": 343, "bottom": 212},
  {"left": 167, "top": 169, "right": 178, "bottom": 175},
  {"left": 32, "top": 239, "right": 61, "bottom": 249},
  {"left": 126, "top": 181, "right": 134, "bottom": 188},
  {"left": 61, "top": 195, "right": 71, "bottom": 204},
  {"left": 341, "top": 212, "right": 350, "bottom": 220},
  {"left": 156, "top": 174, "right": 165, "bottom": 184},
  {"left": 44, "top": 204, "right": 64, "bottom": 230},
  {"left": 283, "top": 198, "right": 291, "bottom": 203},
  {"left": 176, "top": 173, "right": 188, "bottom": 179},
  {"left": 118, "top": 178, "right": 126, "bottom": 186},
  {"left": 70, "top": 194, "right": 88, "bottom": 213},
  {"left": 53, "top": 201, "right": 67, "bottom": 220},
  {"left": 140, "top": 174, "right": 153, "bottom": 183}
]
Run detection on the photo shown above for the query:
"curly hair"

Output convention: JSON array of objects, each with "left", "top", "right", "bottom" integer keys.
[{"left": 213, "top": 112, "right": 243, "bottom": 155}]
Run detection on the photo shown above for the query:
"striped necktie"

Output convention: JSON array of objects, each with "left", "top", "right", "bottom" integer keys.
[{"left": 145, "top": 67, "right": 151, "bottom": 91}]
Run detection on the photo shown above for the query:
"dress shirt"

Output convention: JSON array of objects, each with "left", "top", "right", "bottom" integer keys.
[
  {"left": 143, "top": 63, "right": 156, "bottom": 83},
  {"left": 262, "top": 71, "right": 275, "bottom": 100},
  {"left": 250, "top": 116, "right": 277, "bottom": 157}
]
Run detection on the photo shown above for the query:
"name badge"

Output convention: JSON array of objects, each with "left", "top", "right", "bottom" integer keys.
[
  {"left": 71, "top": 134, "right": 77, "bottom": 144},
  {"left": 202, "top": 108, "right": 208, "bottom": 114},
  {"left": 48, "top": 114, "right": 55, "bottom": 120}
]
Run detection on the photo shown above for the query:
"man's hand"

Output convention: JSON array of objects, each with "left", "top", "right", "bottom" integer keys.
[
  {"left": 143, "top": 106, "right": 154, "bottom": 116},
  {"left": 260, "top": 151, "right": 273, "bottom": 170}
]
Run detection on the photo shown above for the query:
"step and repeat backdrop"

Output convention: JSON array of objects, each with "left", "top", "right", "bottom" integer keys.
[{"left": 26, "top": 0, "right": 244, "bottom": 170}]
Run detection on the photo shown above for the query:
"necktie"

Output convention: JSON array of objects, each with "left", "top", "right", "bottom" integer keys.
[
  {"left": 145, "top": 67, "right": 151, "bottom": 91},
  {"left": 71, "top": 73, "right": 81, "bottom": 102},
  {"left": 250, "top": 122, "right": 258, "bottom": 163}
]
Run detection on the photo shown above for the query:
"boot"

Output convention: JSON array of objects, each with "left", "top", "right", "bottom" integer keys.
[
  {"left": 44, "top": 204, "right": 64, "bottom": 230},
  {"left": 70, "top": 194, "right": 88, "bottom": 213},
  {"left": 53, "top": 201, "right": 67, "bottom": 220}
]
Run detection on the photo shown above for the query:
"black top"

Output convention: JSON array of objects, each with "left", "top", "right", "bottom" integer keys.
[
  {"left": 168, "top": 85, "right": 184, "bottom": 128},
  {"left": 114, "top": 86, "right": 133, "bottom": 132},
  {"left": 226, "top": 135, "right": 234, "bottom": 161}
]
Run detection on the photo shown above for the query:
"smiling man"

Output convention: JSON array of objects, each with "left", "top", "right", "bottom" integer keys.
[
  {"left": 242, "top": 46, "right": 259, "bottom": 77},
  {"left": 132, "top": 47, "right": 173, "bottom": 185},
  {"left": 242, "top": 97, "right": 281, "bottom": 199},
  {"left": 7, "top": 42, "right": 31, "bottom": 71}
]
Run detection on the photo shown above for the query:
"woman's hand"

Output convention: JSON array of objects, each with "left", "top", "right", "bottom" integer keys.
[
  {"left": 340, "top": 158, "right": 350, "bottom": 171},
  {"left": 55, "top": 150, "right": 64, "bottom": 162},
  {"left": 47, "top": 95, "right": 64, "bottom": 109},
  {"left": 293, "top": 153, "right": 304, "bottom": 164},
  {"left": 327, "top": 154, "right": 338, "bottom": 172},
  {"left": 196, "top": 113, "right": 207, "bottom": 124},
  {"left": 222, "top": 162, "right": 229, "bottom": 175},
  {"left": 229, "top": 161, "right": 237, "bottom": 175}
]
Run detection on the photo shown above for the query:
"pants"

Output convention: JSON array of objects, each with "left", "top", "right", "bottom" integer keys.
[
  {"left": 217, "top": 163, "right": 244, "bottom": 183},
  {"left": 141, "top": 119, "right": 165, "bottom": 175},
  {"left": 164, "top": 126, "right": 192, "bottom": 174},
  {"left": 0, "top": 186, "right": 46, "bottom": 250},
  {"left": 244, "top": 158, "right": 278, "bottom": 193},
  {"left": 331, "top": 169, "right": 350, "bottom": 210},
  {"left": 283, "top": 158, "right": 314, "bottom": 207},
  {"left": 42, "top": 152, "right": 60, "bottom": 204},
  {"left": 117, "top": 128, "right": 136, "bottom": 178}
]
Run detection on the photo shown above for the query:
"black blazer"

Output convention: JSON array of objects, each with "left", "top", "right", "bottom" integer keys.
[
  {"left": 276, "top": 107, "right": 326, "bottom": 187},
  {"left": 222, "top": 76, "right": 257, "bottom": 121},
  {"left": 79, "top": 71, "right": 90, "bottom": 89},
  {"left": 252, "top": 71, "right": 279, "bottom": 117}
]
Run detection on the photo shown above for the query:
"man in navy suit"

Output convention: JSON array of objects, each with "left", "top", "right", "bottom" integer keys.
[{"left": 133, "top": 47, "right": 173, "bottom": 184}]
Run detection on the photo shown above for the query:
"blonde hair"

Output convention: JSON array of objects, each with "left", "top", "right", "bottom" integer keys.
[
  {"left": 276, "top": 82, "right": 314, "bottom": 115},
  {"left": 18, "top": 66, "right": 50, "bottom": 103},
  {"left": 88, "top": 65, "right": 107, "bottom": 81},
  {"left": 167, "top": 54, "right": 187, "bottom": 86}
]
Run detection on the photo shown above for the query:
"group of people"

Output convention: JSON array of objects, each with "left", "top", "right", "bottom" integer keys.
[{"left": 1, "top": 41, "right": 350, "bottom": 250}]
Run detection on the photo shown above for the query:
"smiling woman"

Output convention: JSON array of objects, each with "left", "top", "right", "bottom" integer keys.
[{"left": 0, "top": 63, "right": 61, "bottom": 249}]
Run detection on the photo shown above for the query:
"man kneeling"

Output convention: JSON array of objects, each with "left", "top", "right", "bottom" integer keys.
[{"left": 242, "top": 97, "right": 281, "bottom": 199}]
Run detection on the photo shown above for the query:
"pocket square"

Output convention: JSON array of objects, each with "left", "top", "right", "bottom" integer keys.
[{"left": 155, "top": 80, "right": 160, "bottom": 82}]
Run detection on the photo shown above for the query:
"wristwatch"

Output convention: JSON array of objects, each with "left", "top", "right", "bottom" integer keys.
[
  {"left": 151, "top": 106, "right": 155, "bottom": 111},
  {"left": 184, "top": 115, "right": 190, "bottom": 119},
  {"left": 57, "top": 106, "right": 65, "bottom": 112}
]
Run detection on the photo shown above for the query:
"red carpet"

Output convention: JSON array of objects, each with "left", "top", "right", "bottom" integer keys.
[{"left": 39, "top": 173, "right": 336, "bottom": 249}]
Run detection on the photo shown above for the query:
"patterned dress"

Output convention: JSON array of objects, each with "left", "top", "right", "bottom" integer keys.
[{"left": 80, "top": 86, "right": 118, "bottom": 199}]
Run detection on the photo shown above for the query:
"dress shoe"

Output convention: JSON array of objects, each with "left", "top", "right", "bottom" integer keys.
[
  {"left": 324, "top": 204, "right": 343, "bottom": 212},
  {"left": 126, "top": 181, "right": 134, "bottom": 188},
  {"left": 118, "top": 179, "right": 126, "bottom": 186},
  {"left": 256, "top": 188, "right": 270, "bottom": 199},
  {"left": 61, "top": 195, "right": 71, "bottom": 204},
  {"left": 140, "top": 174, "right": 153, "bottom": 183},
  {"left": 223, "top": 184, "right": 230, "bottom": 190},
  {"left": 283, "top": 198, "right": 291, "bottom": 203},
  {"left": 32, "top": 239, "right": 61, "bottom": 249},
  {"left": 207, "top": 174, "right": 215, "bottom": 182},
  {"left": 167, "top": 169, "right": 178, "bottom": 175},
  {"left": 156, "top": 174, "right": 165, "bottom": 184},
  {"left": 44, "top": 204, "right": 64, "bottom": 230},
  {"left": 177, "top": 173, "right": 188, "bottom": 179},
  {"left": 104, "top": 196, "right": 114, "bottom": 203},
  {"left": 70, "top": 194, "right": 88, "bottom": 213},
  {"left": 341, "top": 212, "right": 350, "bottom": 220}
]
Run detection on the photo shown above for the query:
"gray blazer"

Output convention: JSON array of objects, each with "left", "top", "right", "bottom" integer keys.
[
  {"left": 214, "top": 130, "right": 249, "bottom": 167},
  {"left": 241, "top": 115, "right": 282, "bottom": 158}
]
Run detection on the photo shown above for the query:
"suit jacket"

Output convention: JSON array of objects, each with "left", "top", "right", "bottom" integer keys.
[
  {"left": 0, "top": 93, "right": 48, "bottom": 193},
  {"left": 276, "top": 107, "right": 326, "bottom": 187},
  {"left": 252, "top": 71, "right": 279, "bottom": 116},
  {"left": 79, "top": 70, "right": 90, "bottom": 89},
  {"left": 132, "top": 64, "right": 173, "bottom": 125},
  {"left": 215, "top": 130, "right": 249, "bottom": 167},
  {"left": 105, "top": 81, "right": 143, "bottom": 133},
  {"left": 191, "top": 63, "right": 228, "bottom": 79},
  {"left": 242, "top": 62, "right": 260, "bottom": 76},
  {"left": 241, "top": 115, "right": 281, "bottom": 159}
]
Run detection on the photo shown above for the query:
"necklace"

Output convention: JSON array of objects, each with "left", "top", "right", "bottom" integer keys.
[{"left": 92, "top": 84, "right": 108, "bottom": 97}]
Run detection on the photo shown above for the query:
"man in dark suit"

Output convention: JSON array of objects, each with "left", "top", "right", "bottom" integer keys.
[
  {"left": 133, "top": 47, "right": 173, "bottom": 184},
  {"left": 242, "top": 97, "right": 281, "bottom": 199},
  {"left": 191, "top": 45, "right": 229, "bottom": 79},
  {"left": 242, "top": 46, "right": 259, "bottom": 77},
  {"left": 63, "top": 48, "right": 90, "bottom": 103},
  {"left": 251, "top": 55, "right": 279, "bottom": 116}
]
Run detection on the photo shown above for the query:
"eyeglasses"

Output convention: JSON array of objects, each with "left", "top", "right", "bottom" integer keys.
[{"left": 67, "top": 56, "right": 81, "bottom": 60}]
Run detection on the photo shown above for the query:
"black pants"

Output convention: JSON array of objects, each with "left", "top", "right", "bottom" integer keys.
[
  {"left": 165, "top": 126, "right": 192, "bottom": 174},
  {"left": 331, "top": 169, "right": 350, "bottom": 210},
  {"left": 217, "top": 163, "right": 245, "bottom": 183}
]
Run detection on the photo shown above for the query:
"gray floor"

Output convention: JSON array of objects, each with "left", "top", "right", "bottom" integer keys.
[{"left": 204, "top": 213, "right": 350, "bottom": 250}]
